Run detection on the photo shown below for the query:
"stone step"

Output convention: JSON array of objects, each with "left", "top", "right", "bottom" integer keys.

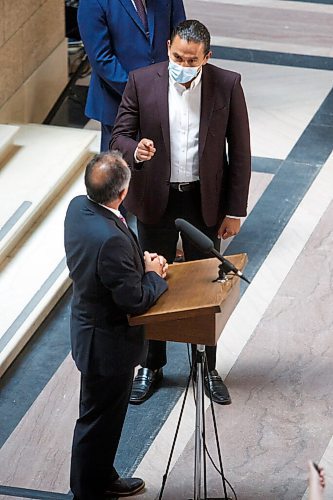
[
  {"left": 0, "top": 168, "right": 89, "bottom": 377},
  {"left": 0, "top": 124, "right": 19, "bottom": 161},
  {"left": 0, "top": 124, "right": 99, "bottom": 376},
  {"left": 0, "top": 124, "right": 97, "bottom": 266}
]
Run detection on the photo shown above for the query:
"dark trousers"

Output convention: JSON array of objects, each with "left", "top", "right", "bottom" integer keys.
[
  {"left": 137, "top": 184, "right": 220, "bottom": 372},
  {"left": 70, "top": 369, "right": 134, "bottom": 500},
  {"left": 100, "top": 123, "right": 113, "bottom": 152}
]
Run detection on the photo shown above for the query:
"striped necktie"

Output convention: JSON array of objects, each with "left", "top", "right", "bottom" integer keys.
[{"left": 133, "top": 0, "right": 148, "bottom": 33}]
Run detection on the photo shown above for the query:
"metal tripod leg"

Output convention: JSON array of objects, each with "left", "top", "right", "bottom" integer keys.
[
  {"left": 191, "top": 345, "right": 231, "bottom": 500},
  {"left": 159, "top": 344, "right": 232, "bottom": 500},
  {"left": 194, "top": 344, "right": 205, "bottom": 499}
]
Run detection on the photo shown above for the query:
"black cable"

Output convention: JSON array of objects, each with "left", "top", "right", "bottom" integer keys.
[
  {"left": 191, "top": 349, "right": 237, "bottom": 500},
  {"left": 183, "top": 344, "right": 238, "bottom": 499},
  {"left": 203, "top": 358, "right": 229, "bottom": 499},
  {"left": 157, "top": 361, "right": 194, "bottom": 499},
  {"left": 203, "top": 444, "right": 238, "bottom": 500},
  {"left": 201, "top": 358, "right": 208, "bottom": 500},
  {"left": 67, "top": 92, "right": 86, "bottom": 110},
  {"left": 203, "top": 357, "right": 238, "bottom": 500}
]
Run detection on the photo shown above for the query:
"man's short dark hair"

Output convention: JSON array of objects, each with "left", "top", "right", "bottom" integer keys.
[
  {"left": 170, "top": 20, "right": 211, "bottom": 55},
  {"left": 85, "top": 150, "right": 131, "bottom": 205}
]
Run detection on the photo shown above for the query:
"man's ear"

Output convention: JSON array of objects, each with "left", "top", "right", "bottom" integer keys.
[
  {"left": 202, "top": 50, "right": 212, "bottom": 65},
  {"left": 119, "top": 187, "right": 128, "bottom": 202}
]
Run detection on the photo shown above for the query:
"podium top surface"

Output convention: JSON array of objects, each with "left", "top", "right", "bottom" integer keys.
[{"left": 129, "top": 253, "right": 247, "bottom": 326}]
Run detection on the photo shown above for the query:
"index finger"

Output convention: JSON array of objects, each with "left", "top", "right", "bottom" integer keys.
[{"left": 143, "top": 139, "right": 154, "bottom": 148}]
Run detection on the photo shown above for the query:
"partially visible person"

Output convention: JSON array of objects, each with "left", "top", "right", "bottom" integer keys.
[
  {"left": 64, "top": 151, "right": 168, "bottom": 500},
  {"left": 78, "top": 0, "right": 186, "bottom": 151},
  {"left": 308, "top": 461, "right": 325, "bottom": 500},
  {"left": 111, "top": 20, "right": 251, "bottom": 406}
]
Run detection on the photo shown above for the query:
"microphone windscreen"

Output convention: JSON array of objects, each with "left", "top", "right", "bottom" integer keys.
[{"left": 175, "top": 218, "right": 214, "bottom": 254}]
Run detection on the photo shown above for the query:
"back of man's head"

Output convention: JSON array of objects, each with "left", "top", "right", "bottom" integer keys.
[
  {"left": 85, "top": 151, "right": 131, "bottom": 205},
  {"left": 171, "top": 20, "right": 211, "bottom": 55}
]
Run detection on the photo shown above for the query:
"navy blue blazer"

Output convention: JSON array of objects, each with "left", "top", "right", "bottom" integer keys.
[
  {"left": 64, "top": 196, "right": 168, "bottom": 377},
  {"left": 78, "top": 0, "right": 186, "bottom": 125}
]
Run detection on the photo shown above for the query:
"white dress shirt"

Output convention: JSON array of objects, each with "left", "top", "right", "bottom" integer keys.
[
  {"left": 168, "top": 70, "right": 202, "bottom": 183},
  {"left": 102, "top": 205, "right": 123, "bottom": 219},
  {"left": 87, "top": 195, "right": 126, "bottom": 222}
]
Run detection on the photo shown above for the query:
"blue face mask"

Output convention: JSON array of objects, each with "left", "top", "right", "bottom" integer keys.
[{"left": 168, "top": 59, "right": 200, "bottom": 84}]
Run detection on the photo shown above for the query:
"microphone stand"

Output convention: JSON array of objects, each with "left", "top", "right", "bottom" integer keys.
[
  {"left": 174, "top": 218, "right": 251, "bottom": 284},
  {"left": 158, "top": 345, "right": 232, "bottom": 500},
  {"left": 213, "top": 264, "right": 228, "bottom": 283},
  {"left": 211, "top": 249, "right": 251, "bottom": 284},
  {"left": 192, "top": 345, "right": 231, "bottom": 500}
]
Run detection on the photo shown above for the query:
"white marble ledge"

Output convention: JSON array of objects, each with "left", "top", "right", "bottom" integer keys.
[
  {"left": 84, "top": 120, "right": 101, "bottom": 153},
  {"left": 0, "top": 124, "right": 97, "bottom": 227},
  {"left": 0, "top": 273, "right": 71, "bottom": 378},
  {"left": 0, "top": 125, "right": 97, "bottom": 264},
  {"left": 0, "top": 172, "right": 85, "bottom": 376},
  {"left": 0, "top": 124, "right": 19, "bottom": 160},
  {"left": 0, "top": 172, "right": 85, "bottom": 333}
]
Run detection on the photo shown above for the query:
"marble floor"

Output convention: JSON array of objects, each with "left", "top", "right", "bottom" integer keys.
[{"left": 0, "top": 0, "right": 333, "bottom": 499}]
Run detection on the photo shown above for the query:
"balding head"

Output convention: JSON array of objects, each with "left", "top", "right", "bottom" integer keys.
[{"left": 85, "top": 151, "right": 131, "bottom": 205}]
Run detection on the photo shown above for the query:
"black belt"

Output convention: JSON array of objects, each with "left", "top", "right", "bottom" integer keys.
[{"left": 169, "top": 181, "right": 200, "bottom": 192}]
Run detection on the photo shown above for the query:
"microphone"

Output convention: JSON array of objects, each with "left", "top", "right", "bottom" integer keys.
[{"left": 175, "top": 218, "right": 250, "bottom": 284}]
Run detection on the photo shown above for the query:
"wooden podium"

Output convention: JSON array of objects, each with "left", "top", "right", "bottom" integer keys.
[
  {"left": 129, "top": 253, "right": 247, "bottom": 345},
  {"left": 129, "top": 253, "right": 248, "bottom": 500}
]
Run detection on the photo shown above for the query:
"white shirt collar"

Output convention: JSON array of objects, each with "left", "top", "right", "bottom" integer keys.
[{"left": 87, "top": 195, "right": 121, "bottom": 218}]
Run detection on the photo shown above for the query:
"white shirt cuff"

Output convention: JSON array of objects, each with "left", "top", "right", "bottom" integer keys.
[{"left": 134, "top": 147, "right": 141, "bottom": 163}]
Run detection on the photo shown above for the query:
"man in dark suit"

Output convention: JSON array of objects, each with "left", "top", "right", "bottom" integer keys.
[
  {"left": 111, "top": 20, "right": 251, "bottom": 406},
  {"left": 64, "top": 151, "right": 168, "bottom": 500},
  {"left": 78, "top": 0, "right": 186, "bottom": 150}
]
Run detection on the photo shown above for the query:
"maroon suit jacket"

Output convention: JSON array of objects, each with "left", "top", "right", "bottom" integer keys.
[{"left": 111, "top": 61, "right": 251, "bottom": 227}]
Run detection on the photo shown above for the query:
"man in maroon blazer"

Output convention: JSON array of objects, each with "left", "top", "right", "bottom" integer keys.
[{"left": 112, "top": 19, "right": 251, "bottom": 405}]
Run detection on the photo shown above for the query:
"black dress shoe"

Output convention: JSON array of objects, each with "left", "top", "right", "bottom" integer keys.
[
  {"left": 129, "top": 367, "right": 163, "bottom": 404},
  {"left": 204, "top": 369, "right": 231, "bottom": 405},
  {"left": 105, "top": 477, "right": 145, "bottom": 497}
]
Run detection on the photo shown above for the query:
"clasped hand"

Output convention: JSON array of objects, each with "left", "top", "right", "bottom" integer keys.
[{"left": 144, "top": 251, "right": 168, "bottom": 278}]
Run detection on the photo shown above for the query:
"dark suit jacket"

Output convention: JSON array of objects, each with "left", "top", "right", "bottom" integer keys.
[
  {"left": 111, "top": 61, "right": 251, "bottom": 227},
  {"left": 78, "top": 0, "right": 185, "bottom": 126},
  {"left": 64, "top": 195, "right": 168, "bottom": 377}
]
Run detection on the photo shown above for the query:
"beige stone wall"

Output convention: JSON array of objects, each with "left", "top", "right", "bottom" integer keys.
[{"left": 0, "top": 0, "right": 68, "bottom": 123}]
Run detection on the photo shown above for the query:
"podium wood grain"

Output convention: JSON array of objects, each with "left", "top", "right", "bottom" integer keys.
[{"left": 129, "top": 254, "right": 247, "bottom": 346}]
